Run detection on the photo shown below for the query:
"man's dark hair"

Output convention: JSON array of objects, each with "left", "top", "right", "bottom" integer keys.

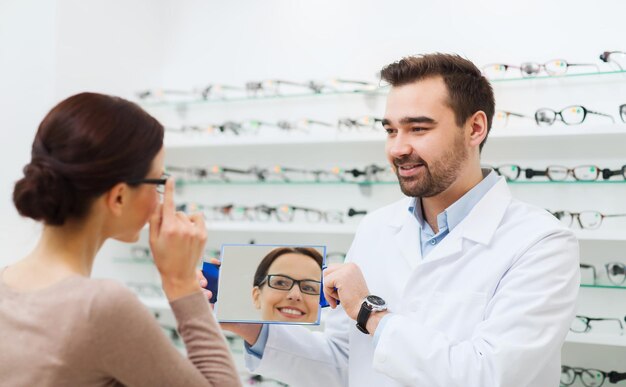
[{"left": 380, "top": 53, "right": 495, "bottom": 151}]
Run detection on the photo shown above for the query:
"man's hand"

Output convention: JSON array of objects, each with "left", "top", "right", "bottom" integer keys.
[
  {"left": 196, "top": 265, "right": 263, "bottom": 346},
  {"left": 322, "top": 263, "right": 370, "bottom": 320}
]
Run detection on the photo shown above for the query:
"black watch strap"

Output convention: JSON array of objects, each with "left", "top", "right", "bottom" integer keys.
[{"left": 356, "top": 301, "right": 372, "bottom": 334}]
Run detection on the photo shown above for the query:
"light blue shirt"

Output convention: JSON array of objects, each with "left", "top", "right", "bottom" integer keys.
[{"left": 247, "top": 169, "right": 500, "bottom": 358}]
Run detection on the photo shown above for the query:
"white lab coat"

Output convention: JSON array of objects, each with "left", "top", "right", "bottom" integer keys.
[{"left": 245, "top": 178, "right": 580, "bottom": 387}]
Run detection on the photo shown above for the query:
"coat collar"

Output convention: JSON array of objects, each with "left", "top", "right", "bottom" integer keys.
[{"left": 388, "top": 177, "right": 512, "bottom": 268}]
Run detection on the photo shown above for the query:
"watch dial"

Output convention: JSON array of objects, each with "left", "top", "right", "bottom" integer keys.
[{"left": 367, "top": 295, "right": 385, "bottom": 306}]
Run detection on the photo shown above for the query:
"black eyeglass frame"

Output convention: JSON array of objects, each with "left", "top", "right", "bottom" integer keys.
[
  {"left": 258, "top": 274, "right": 322, "bottom": 296},
  {"left": 534, "top": 105, "right": 615, "bottom": 126}
]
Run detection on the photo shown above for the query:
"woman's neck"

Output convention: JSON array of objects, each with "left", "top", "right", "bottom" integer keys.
[
  {"left": 32, "top": 219, "right": 105, "bottom": 276},
  {"left": 3, "top": 216, "right": 107, "bottom": 291}
]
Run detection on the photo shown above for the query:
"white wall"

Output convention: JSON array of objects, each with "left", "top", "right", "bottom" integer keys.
[
  {"left": 3, "top": 0, "right": 624, "bottom": 265},
  {"left": 0, "top": 0, "right": 58, "bottom": 264},
  {"left": 0, "top": 0, "right": 168, "bottom": 266}
]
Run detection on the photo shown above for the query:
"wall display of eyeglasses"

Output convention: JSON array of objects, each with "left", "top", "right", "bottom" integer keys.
[
  {"left": 87, "top": 49, "right": 626, "bottom": 382},
  {"left": 480, "top": 50, "right": 626, "bottom": 374}
]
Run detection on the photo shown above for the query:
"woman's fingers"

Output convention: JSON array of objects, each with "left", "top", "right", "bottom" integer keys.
[
  {"left": 149, "top": 203, "right": 163, "bottom": 244},
  {"left": 161, "top": 177, "right": 176, "bottom": 223}
]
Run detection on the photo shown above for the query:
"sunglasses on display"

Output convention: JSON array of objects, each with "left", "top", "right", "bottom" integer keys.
[
  {"left": 570, "top": 315, "right": 624, "bottom": 335},
  {"left": 599, "top": 50, "right": 626, "bottom": 71},
  {"left": 550, "top": 210, "right": 626, "bottom": 230},
  {"left": 561, "top": 365, "right": 626, "bottom": 387},
  {"left": 534, "top": 105, "right": 615, "bottom": 126},
  {"left": 481, "top": 59, "right": 600, "bottom": 79}
]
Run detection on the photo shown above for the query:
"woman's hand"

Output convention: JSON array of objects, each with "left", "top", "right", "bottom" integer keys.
[{"left": 149, "top": 177, "right": 207, "bottom": 301}]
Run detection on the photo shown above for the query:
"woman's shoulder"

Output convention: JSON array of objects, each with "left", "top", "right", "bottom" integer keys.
[{"left": 80, "top": 278, "right": 148, "bottom": 320}]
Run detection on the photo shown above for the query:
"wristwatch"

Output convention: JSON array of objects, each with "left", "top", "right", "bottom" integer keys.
[{"left": 356, "top": 295, "right": 387, "bottom": 334}]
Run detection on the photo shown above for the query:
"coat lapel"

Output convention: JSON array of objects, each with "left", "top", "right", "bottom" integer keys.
[{"left": 388, "top": 178, "right": 513, "bottom": 268}]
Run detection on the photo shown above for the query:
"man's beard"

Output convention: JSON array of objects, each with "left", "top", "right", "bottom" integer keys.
[{"left": 394, "top": 136, "right": 467, "bottom": 198}]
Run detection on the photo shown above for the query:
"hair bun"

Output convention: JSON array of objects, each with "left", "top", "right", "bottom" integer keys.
[{"left": 13, "top": 160, "right": 77, "bottom": 225}]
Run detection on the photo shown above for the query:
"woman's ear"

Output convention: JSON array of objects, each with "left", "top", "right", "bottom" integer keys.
[
  {"left": 252, "top": 286, "right": 261, "bottom": 309},
  {"left": 104, "top": 183, "right": 128, "bottom": 217}
]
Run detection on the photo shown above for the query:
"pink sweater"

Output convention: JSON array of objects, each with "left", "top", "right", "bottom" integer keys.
[{"left": 0, "top": 270, "right": 241, "bottom": 386}]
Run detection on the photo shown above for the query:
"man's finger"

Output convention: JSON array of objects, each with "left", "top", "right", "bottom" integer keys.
[
  {"left": 323, "top": 272, "right": 339, "bottom": 308},
  {"left": 196, "top": 269, "right": 208, "bottom": 287}
]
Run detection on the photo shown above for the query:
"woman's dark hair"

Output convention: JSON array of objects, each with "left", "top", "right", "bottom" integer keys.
[
  {"left": 253, "top": 247, "right": 324, "bottom": 287},
  {"left": 13, "top": 92, "right": 164, "bottom": 226}
]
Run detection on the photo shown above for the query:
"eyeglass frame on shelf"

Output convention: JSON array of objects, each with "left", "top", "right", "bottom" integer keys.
[
  {"left": 550, "top": 210, "right": 626, "bottom": 230},
  {"left": 534, "top": 105, "right": 615, "bottom": 126},
  {"left": 570, "top": 314, "right": 624, "bottom": 335}
]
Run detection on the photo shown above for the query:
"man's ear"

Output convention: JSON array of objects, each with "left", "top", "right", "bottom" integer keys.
[
  {"left": 467, "top": 111, "right": 489, "bottom": 149},
  {"left": 252, "top": 286, "right": 261, "bottom": 309},
  {"left": 105, "top": 183, "right": 128, "bottom": 217}
]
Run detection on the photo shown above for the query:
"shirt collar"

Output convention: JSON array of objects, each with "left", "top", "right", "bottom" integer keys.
[{"left": 408, "top": 168, "right": 499, "bottom": 233}]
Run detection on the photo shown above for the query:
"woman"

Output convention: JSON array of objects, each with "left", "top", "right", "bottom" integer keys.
[
  {"left": 0, "top": 93, "right": 241, "bottom": 386},
  {"left": 251, "top": 247, "right": 323, "bottom": 323}
]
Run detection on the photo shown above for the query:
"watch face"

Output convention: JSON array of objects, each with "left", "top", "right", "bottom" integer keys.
[{"left": 367, "top": 295, "right": 385, "bottom": 306}]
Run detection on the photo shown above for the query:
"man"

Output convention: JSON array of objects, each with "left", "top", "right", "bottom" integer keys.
[{"left": 223, "top": 53, "right": 580, "bottom": 387}]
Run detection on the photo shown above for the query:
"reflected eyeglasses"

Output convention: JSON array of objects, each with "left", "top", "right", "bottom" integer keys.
[
  {"left": 259, "top": 274, "right": 321, "bottom": 295},
  {"left": 620, "top": 104, "right": 626, "bottom": 123},
  {"left": 127, "top": 173, "right": 169, "bottom": 194},
  {"left": 534, "top": 105, "right": 615, "bottom": 126}
]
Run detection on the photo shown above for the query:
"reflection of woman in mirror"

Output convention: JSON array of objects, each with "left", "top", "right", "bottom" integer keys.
[{"left": 252, "top": 247, "right": 323, "bottom": 323}]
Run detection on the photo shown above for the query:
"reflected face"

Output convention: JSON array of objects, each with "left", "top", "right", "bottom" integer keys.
[
  {"left": 252, "top": 253, "right": 322, "bottom": 323},
  {"left": 114, "top": 147, "right": 164, "bottom": 242},
  {"left": 384, "top": 77, "right": 469, "bottom": 197}
]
